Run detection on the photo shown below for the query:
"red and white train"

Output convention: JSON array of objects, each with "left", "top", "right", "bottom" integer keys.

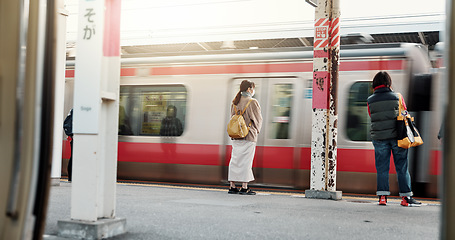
[{"left": 63, "top": 43, "right": 442, "bottom": 197}]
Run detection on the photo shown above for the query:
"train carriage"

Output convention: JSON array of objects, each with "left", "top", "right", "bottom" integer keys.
[{"left": 64, "top": 43, "right": 440, "bottom": 197}]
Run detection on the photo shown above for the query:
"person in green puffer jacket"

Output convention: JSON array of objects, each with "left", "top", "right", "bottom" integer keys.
[{"left": 367, "top": 71, "right": 421, "bottom": 207}]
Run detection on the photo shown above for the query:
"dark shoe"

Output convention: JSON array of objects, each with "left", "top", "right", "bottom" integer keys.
[
  {"left": 378, "top": 195, "right": 387, "bottom": 206},
  {"left": 228, "top": 187, "right": 239, "bottom": 194},
  {"left": 239, "top": 188, "right": 256, "bottom": 195},
  {"left": 401, "top": 196, "right": 422, "bottom": 207}
]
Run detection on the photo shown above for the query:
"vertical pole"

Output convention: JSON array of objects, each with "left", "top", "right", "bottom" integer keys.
[
  {"left": 99, "top": 0, "right": 122, "bottom": 218},
  {"left": 327, "top": 0, "right": 340, "bottom": 192},
  {"left": 71, "top": 0, "right": 105, "bottom": 221},
  {"left": 306, "top": 0, "right": 341, "bottom": 200},
  {"left": 58, "top": 0, "right": 125, "bottom": 238},
  {"left": 442, "top": 0, "right": 455, "bottom": 237},
  {"left": 71, "top": 0, "right": 122, "bottom": 221},
  {"left": 50, "top": 0, "right": 68, "bottom": 186}
]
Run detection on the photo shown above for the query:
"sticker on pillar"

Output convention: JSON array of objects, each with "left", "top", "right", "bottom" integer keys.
[
  {"left": 312, "top": 71, "right": 329, "bottom": 109},
  {"left": 314, "top": 18, "right": 330, "bottom": 49},
  {"left": 315, "top": 26, "right": 327, "bottom": 39},
  {"left": 313, "top": 49, "right": 328, "bottom": 58}
]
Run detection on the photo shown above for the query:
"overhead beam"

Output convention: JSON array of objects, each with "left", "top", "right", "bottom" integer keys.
[
  {"left": 272, "top": 38, "right": 288, "bottom": 48},
  {"left": 418, "top": 32, "right": 427, "bottom": 45},
  {"left": 197, "top": 42, "right": 212, "bottom": 51},
  {"left": 298, "top": 37, "right": 311, "bottom": 47}
]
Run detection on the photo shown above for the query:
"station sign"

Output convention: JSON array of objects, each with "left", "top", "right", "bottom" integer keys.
[{"left": 73, "top": 0, "right": 105, "bottom": 134}]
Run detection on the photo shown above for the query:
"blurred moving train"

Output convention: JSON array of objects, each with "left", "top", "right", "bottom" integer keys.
[{"left": 63, "top": 43, "right": 442, "bottom": 197}]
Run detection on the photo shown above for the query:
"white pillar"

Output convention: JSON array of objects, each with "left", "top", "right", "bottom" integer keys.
[
  {"left": 50, "top": 0, "right": 68, "bottom": 186},
  {"left": 70, "top": 0, "right": 122, "bottom": 221},
  {"left": 306, "top": 0, "right": 341, "bottom": 200},
  {"left": 442, "top": 0, "right": 455, "bottom": 237},
  {"left": 58, "top": 0, "right": 125, "bottom": 238}
]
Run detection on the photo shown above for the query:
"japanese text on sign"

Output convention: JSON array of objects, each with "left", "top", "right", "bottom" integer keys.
[
  {"left": 83, "top": 8, "right": 96, "bottom": 40},
  {"left": 315, "top": 26, "right": 328, "bottom": 40}
]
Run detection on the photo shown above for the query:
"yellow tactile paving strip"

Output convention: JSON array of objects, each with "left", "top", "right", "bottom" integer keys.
[{"left": 110, "top": 180, "right": 440, "bottom": 206}]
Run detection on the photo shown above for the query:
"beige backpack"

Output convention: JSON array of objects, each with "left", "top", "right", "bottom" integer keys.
[{"left": 227, "top": 99, "right": 253, "bottom": 139}]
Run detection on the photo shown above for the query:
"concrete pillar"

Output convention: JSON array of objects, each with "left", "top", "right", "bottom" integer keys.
[
  {"left": 441, "top": 0, "right": 455, "bottom": 238},
  {"left": 57, "top": 0, "right": 125, "bottom": 239},
  {"left": 305, "top": 0, "right": 342, "bottom": 200},
  {"left": 50, "top": 0, "right": 68, "bottom": 187}
]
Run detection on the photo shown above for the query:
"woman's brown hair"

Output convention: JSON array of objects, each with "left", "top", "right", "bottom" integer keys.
[{"left": 232, "top": 80, "right": 255, "bottom": 105}]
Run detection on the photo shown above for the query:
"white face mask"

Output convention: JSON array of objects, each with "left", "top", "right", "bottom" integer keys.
[{"left": 251, "top": 89, "right": 255, "bottom": 97}]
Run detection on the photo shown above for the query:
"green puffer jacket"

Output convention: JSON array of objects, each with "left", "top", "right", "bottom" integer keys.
[{"left": 367, "top": 86, "right": 400, "bottom": 140}]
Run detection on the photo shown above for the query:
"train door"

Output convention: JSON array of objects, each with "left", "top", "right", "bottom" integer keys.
[
  {"left": 259, "top": 77, "right": 301, "bottom": 186},
  {"left": 1, "top": 0, "right": 57, "bottom": 239},
  {"left": 227, "top": 77, "right": 302, "bottom": 187}
]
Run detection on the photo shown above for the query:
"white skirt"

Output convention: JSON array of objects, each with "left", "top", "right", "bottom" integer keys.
[{"left": 228, "top": 140, "right": 256, "bottom": 182}]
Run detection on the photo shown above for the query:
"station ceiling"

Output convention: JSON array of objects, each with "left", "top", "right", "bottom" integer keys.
[
  {"left": 117, "top": 31, "right": 440, "bottom": 56},
  {"left": 66, "top": 31, "right": 440, "bottom": 57}
]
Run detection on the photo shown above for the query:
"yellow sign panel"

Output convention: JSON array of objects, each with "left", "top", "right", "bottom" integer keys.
[{"left": 141, "top": 94, "right": 167, "bottom": 135}]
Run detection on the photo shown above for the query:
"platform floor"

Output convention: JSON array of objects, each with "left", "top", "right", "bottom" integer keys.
[{"left": 44, "top": 181, "right": 440, "bottom": 240}]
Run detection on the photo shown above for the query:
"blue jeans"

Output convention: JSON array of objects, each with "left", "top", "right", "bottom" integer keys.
[{"left": 372, "top": 139, "right": 413, "bottom": 197}]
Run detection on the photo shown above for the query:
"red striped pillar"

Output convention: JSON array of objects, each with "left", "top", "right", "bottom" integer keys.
[{"left": 307, "top": 0, "right": 341, "bottom": 199}]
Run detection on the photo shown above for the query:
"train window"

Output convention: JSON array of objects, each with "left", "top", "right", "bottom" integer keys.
[
  {"left": 269, "top": 84, "right": 293, "bottom": 139},
  {"left": 119, "top": 85, "right": 187, "bottom": 136},
  {"left": 346, "top": 82, "right": 373, "bottom": 141}
]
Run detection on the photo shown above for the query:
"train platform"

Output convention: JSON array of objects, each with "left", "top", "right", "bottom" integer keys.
[{"left": 44, "top": 180, "right": 441, "bottom": 240}]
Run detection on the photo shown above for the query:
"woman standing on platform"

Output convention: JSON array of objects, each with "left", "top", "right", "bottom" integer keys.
[
  {"left": 367, "top": 71, "right": 421, "bottom": 207},
  {"left": 228, "top": 80, "right": 263, "bottom": 195}
]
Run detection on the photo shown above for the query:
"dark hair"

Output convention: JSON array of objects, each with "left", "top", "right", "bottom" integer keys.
[
  {"left": 232, "top": 80, "right": 255, "bottom": 105},
  {"left": 372, "top": 71, "right": 392, "bottom": 89}
]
